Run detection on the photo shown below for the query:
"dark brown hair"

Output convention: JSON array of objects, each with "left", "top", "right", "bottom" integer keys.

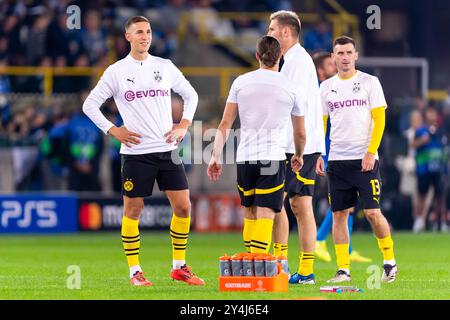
[
  {"left": 125, "top": 16, "right": 150, "bottom": 31},
  {"left": 312, "top": 51, "right": 332, "bottom": 70},
  {"left": 333, "top": 36, "right": 356, "bottom": 48},
  {"left": 256, "top": 36, "right": 281, "bottom": 68},
  {"left": 269, "top": 11, "right": 301, "bottom": 37}
]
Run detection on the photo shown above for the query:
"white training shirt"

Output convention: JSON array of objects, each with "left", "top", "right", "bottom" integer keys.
[
  {"left": 227, "top": 68, "right": 306, "bottom": 162},
  {"left": 281, "top": 43, "right": 325, "bottom": 155},
  {"left": 82, "top": 54, "right": 198, "bottom": 155},
  {"left": 320, "top": 70, "right": 387, "bottom": 161}
]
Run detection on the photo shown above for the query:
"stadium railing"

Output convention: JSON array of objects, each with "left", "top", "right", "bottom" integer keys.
[{"left": 0, "top": 66, "right": 251, "bottom": 99}]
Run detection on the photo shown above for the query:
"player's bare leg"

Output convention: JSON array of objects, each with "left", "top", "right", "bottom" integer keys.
[
  {"left": 123, "top": 196, "right": 152, "bottom": 286},
  {"left": 166, "top": 189, "right": 204, "bottom": 285}
]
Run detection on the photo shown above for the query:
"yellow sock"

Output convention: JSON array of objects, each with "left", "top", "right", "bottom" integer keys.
[
  {"left": 299, "top": 252, "right": 314, "bottom": 276},
  {"left": 170, "top": 214, "right": 190, "bottom": 262},
  {"left": 243, "top": 218, "right": 257, "bottom": 253},
  {"left": 335, "top": 243, "right": 350, "bottom": 271},
  {"left": 121, "top": 216, "right": 140, "bottom": 267},
  {"left": 273, "top": 243, "right": 288, "bottom": 257},
  {"left": 250, "top": 218, "right": 273, "bottom": 253},
  {"left": 377, "top": 235, "right": 395, "bottom": 261}
]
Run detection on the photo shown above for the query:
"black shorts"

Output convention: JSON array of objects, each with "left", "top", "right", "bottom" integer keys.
[
  {"left": 285, "top": 153, "right": 320, "bottom": 198},
  {"left": 121, "top": 151, "right": 188, "bottom": 198},
  {"left": 417, "top": 172, "right": 443, "bottom": 197},
  {"left": 237, "top": 160, "right": 286, "bottom": 212},
  {"left": 327, "top": 159, "right": 382, "bottom": 212}
]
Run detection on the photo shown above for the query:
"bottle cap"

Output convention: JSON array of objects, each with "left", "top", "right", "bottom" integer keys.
[{"left": 242, "top": 254, "right": 254, "bottom": 261}]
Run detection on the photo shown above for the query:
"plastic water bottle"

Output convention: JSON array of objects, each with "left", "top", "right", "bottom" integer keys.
[
  {"left": 219, "top": 254, "right": 232, "bottom": 276},
  {"left": 230, "top": 253, "right": 244, "bottom": 276},
  {"left": 242, "top": 254, "right": 254, "bottom": 277},
  {"left": 254, "top": 254, "right": 265, "bottom": 276},
  {"left": 277, "top": 255, "right": 290, "bottom": 275},
  {"left": 264, "top": 254, "right": 278, "bottom": 277}
]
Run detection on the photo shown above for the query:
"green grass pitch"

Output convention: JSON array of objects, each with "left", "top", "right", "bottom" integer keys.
[{"left": 0, "top": 232, "right": 449, "bottom": 300}]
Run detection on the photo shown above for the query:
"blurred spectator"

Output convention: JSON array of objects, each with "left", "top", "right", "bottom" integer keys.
[
  {"left": 105, "top": 100, "right": 123, "bottom": 193},
  {"left": 411, "top": 106, "right": 448, "bottom": 232},
  {"left": 71, "top": 53, "right": 92, "bottom": 92},
  {"left": 3, "top": 15, "right": 25, "bottom": 65},
  {"left": 189, "top": 0, "right": 235, "bottom": 41},
  {"left": 53, "top": 55, "right": 76, "bottom": 93},
  {"left": 399, "top": 110, "right": 424, "bottom": 208},
  {"left": 303, "top": 21, "right": 332, "bottom": 54},
  {"left": 0, "top": 34, "right": 8, "bottom": 62},
  {"left": 23, "top": 56, "right": 52, "bottom": 92},
  {"left": 172, "top": 95, "right": 192, "bottom": 173},
  {"left": 218, "top": 0, "right": 291, "bottom": 11},
  {"left": 0, "top": 59, "right": 11, "bottom": 132},
  {"left": 443, "top": 87, "right": 450, "bottom": 138},
  {"left": 25, "top": 12, "right": 51, "bottom": 66},
  {"left": 154, "top": 0, "right": 187, "bottom": 58},
  {"left": 40, "top": 104, "right": 70, "bottom": 190},
  {"left": 65, "top": 91, "right": 104, "bottom": 191},
  {"left": 149, "top": 28, "right": 174, "bottom": 59},
  {"left": 46, "top": 11, "right": 71, "bottom": 62},
  {"left": 7, "top": 104, "right": 48, "bottom": 190},
  {"left": 79, "top": 10, "right": 108, "bottom": 66},
  {"left": 113, "top": 31, "right": 129, "bottom": 60}
]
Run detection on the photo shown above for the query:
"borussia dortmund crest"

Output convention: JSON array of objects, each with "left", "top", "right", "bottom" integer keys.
[
  {"left": 154, "top": 71, "right": 162, "bottom": 82},
  {"left": 123, "top": 180, "right": 134, "bottom": 192},
  {"left": 353, "top": 82, "right": 361, "bottom": 93}
]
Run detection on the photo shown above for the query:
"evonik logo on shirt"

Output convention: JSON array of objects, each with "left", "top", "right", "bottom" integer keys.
[
  {"left": 124, "top": 89, "right": 169, "bottom": 102},
  {"left": 328, "top": 99, "right": 368, "bottom": 112}
]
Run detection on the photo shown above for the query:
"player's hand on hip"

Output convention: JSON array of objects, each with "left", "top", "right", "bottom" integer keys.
[
  {"left": 316, "top": 156, "right": 325, "bottom": 176},
  {"left": 291, "top": 154, "right": 303, "bottom": 173},
  {"left": 361, "top": 152, "right": 376, "bottom": 172},
  {"left": 108, "top": 126, "right": 142, "bottom": 148},
  {"left": 165, "top": 123, "right": 188, "bottom": 146},
  {"left": 207, "top": 156, "right": 222, "bottom": 181}
]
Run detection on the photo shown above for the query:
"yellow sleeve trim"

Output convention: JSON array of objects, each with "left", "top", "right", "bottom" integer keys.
[
  {"left": 323, "top": 115, "right": 328, "bottom": 135},
  {"left": 368, "top": 106, "right": 386, "bottom": 154}
]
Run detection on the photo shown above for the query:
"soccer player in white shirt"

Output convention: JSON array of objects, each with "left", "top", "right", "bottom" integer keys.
[
  {"left": 83, "top": 16, "right": 204, "bottom": 286},
  {"left": 316, "top": 36, "right": 398, "bottom": 283},
  {"left": 312, "top": 51, "right": 372, "bottom": 264},
  {"left": 207, "top": 36, "right": 306, "bottom": 255},
  {"left": 267, "top": 11, "right": 325, "bottom": 284}
]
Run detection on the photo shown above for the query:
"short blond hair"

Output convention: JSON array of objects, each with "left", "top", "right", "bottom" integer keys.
[
  {"left": 125, "top": 16, "right": 150, "bottom": 31},
  {"left": 269, "top": 11, "right": 301, "bottom": 36}
]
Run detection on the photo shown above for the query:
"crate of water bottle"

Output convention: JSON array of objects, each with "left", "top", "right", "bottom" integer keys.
[
  {"left": 218, "top": 253, "right": 289, "bottom": 292},
  {"left": 219, "top": 253, "right": 289, "bottom": 277}
]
